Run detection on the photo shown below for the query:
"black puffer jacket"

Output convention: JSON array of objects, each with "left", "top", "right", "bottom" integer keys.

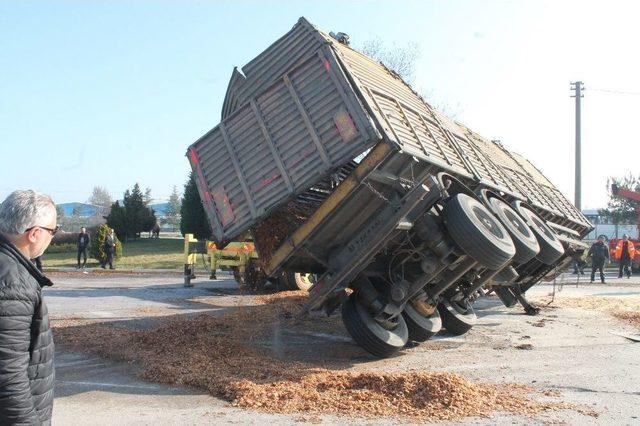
[
  {"left": 588, "top": 241, "right": 610, "bottom": 264},
  {"left": 0, "top": 234, "right": 54, "bottom": 425}
]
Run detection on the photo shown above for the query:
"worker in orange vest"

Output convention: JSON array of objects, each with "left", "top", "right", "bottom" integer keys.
[{"left": 615, "top": 234, "right": 636, "bottom": 279}]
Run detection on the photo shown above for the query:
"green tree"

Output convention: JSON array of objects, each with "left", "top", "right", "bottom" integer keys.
[
  {"left": 180, "top": 172, "right": 212, "bottom": 240},
  {"left": 124, "top": 184, "right": 145, "bottom": 238},
  {"left": 106, "top": 201, "right": 127, "bottom": 241},
  {"left": 600, "top": 174, "right": 640, "bottom": 225},
  {"left": 141, "top": 208, "right": 157, "bottom": 234},
  {"left": 106, "top": 183, "right": 157, "bottom": 241},
  {"left": 55, "top": 205, "right": 65, "bottom": 218},
  {"left": 90, "top": 224, "right": 122, "bottom": 264}
]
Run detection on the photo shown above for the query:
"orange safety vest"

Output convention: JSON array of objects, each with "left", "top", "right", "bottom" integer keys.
[{"left": 614, "top": 240, "right": 636, "bottom": 260}]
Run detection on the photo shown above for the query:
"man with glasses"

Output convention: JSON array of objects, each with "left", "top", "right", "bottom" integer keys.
[{"left": 0, "top": 190, "right": 57, "bottom": 424}]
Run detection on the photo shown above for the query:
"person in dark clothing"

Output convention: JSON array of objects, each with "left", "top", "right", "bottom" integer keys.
[
  {"left": 0, "top": 190, "right": 57, "bottom": 425},
  {"left": 572, "top": 253, "right": 586, "bottom": 275},
  {"left": 76, "top": 227, "right": 91, "bottom": 269},
  {"left": 615, "top": 234, "right": 635, "bottom": 279},
  {"left": 588, "top": 236, "right": 610, "bottom": 283},
  {"left": 103, "top": 228, "right": 116, "bottom": 270}
]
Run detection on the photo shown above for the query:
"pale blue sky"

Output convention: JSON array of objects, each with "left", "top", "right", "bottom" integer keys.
[{"left": 1, "top": 0, "right": 638, "bottom": 208}]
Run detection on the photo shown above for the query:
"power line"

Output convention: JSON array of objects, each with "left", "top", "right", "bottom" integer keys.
[{"left": 590, "top": 88, "right": 640, "bottom": 96}]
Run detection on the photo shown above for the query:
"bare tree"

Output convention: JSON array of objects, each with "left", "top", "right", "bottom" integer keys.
[
  {"left": 88, "top": 186, "right": 113, "bottom": 213},
  {"left": 144, "top": 187, "right": 153, "bottom": 205},
  {"left": 359, "top": 38, "right": 419, "bottom": 84},
  {"left": 164, "top": 186, "right": 182, "bottom": 231},
  {"left": 357, "top": 39, "right": 461, "bottom": 119}
]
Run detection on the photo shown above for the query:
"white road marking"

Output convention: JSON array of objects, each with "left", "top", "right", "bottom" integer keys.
[
  {"left": 56, "top": 361, "right": 106, "bottom": 369},
  {"left": 58, "top": 381, "right": 160, "bottom": 390}
]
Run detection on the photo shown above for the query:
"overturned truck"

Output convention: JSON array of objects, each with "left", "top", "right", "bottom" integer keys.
[{"left": 186, "top": 18, "right": 593, "bottom": 358}]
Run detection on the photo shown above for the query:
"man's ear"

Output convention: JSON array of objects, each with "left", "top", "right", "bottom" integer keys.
[{"left": 26, "top": 227, "right": 40, "bottom": 243}]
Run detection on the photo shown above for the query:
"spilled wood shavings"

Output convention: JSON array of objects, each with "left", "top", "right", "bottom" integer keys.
[
  {"left": 534, "top": 295, "right": 640, "bottom": 329},
  {"left": 53, "top": 292, "right": 588, "bottom": 421}
]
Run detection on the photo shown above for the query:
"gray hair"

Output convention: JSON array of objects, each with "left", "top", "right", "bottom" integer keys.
[{"left": 0, "top": 190, "right": 56, "bottom": 235}]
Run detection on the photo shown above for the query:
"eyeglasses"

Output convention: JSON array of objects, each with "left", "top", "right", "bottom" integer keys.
[{"left": 25, "top": 225, "right": 60, "bottom": 236}]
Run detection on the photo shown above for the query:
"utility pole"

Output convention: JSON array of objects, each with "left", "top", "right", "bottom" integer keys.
[{"left": 570, "top": 81, "right": 584, "bottom": 211}]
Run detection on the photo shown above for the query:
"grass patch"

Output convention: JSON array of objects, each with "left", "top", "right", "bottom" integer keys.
[{"left": 42, "top": 238, "right": 184, "bottom": 270}]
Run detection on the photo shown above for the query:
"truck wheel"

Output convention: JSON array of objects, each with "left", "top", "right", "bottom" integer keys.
[
  {"left": 488, "top": 198, "right": 540, "bottom": 264},
  {"left": 494, "top": 287, "right": 518, "bottom": 308},
  {"left": 402, "top": 304, "right": 442, "bottom": 342},
  {"left": 341, "top": 294, "right": 408, "bottom": 358},
  {"left": 438, "top": 298, "right": 477, "bottom": 335},
  {"left": 514, "top": 204, "right": 565, "bottom": 265},
  {"left": 293, "top": 273, "right": 316, "bottom": 291},
  {"left": 443, "top": 193, "right": 516, "bottom": 269}
]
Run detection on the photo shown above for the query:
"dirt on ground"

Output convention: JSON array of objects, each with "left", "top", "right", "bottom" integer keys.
[
  {"left": 52, "top": 291, "right": 593, "bottom": 422},
  {"left": 534, "top": 294, "right": 640, "bottom": 329}
]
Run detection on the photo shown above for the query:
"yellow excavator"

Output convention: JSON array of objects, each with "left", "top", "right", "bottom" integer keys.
[{"left": 183, "top": 233, "right": 314, "bottom": 292}]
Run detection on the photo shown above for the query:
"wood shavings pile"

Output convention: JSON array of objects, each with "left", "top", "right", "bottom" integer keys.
[
  {"left": 534, "top": 295, "right": 640, "bottom": 329},
  {"left": 53, "top": 292, "right": 581, "bottom": 421},
  {"left": 251, "top": 200, "right": 316, "bottom": 267}
]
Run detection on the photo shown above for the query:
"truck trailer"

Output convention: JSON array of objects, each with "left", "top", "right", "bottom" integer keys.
[{"left": 186, "top": 18, "right": 593, "bottom": 357}]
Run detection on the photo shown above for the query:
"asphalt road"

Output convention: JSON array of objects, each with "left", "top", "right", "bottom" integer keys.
[{"left": 46, "top": 271, "right": 640, "bottom": 425}]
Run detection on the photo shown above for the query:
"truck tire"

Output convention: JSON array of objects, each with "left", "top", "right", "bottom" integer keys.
[
  {"left": 342, "top": 294, "right": 408, "bottom": 358},
  {"left": 438, "top": 298, "right": 477, "bottom": 336},
  {"left": 402, "top": 304, "right": 442, "bottom": 342},
  {"left": 514, "top": 204, "right": 565, "bottom": 265},
  {"left": 443, "top": 193, "right": 516, "bottom": 270},
  {"left": 488, "top": 197, "right": 540, "bottom": 264}
]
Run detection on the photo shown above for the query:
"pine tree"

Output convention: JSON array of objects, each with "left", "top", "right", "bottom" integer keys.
[
  {"left": 107, "top": 184, "right": 158, "bottom": 240},
  {"left": 106, "top": 201, "right": 127, "bottom": 241},
  {"left": 124, "top": 184, "right": 145, "bottom": 238},
  {"left": 180, "top": 172, "right": 212, "bottom": 240}
]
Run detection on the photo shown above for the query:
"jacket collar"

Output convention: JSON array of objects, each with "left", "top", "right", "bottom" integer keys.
[{"left": 0, "top": 233, "right": 54, "bottom": 288}]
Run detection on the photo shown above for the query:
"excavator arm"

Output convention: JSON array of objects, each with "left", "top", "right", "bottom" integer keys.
[{"left": 611, "top": 183, "right": 640, "bottom": 240}]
